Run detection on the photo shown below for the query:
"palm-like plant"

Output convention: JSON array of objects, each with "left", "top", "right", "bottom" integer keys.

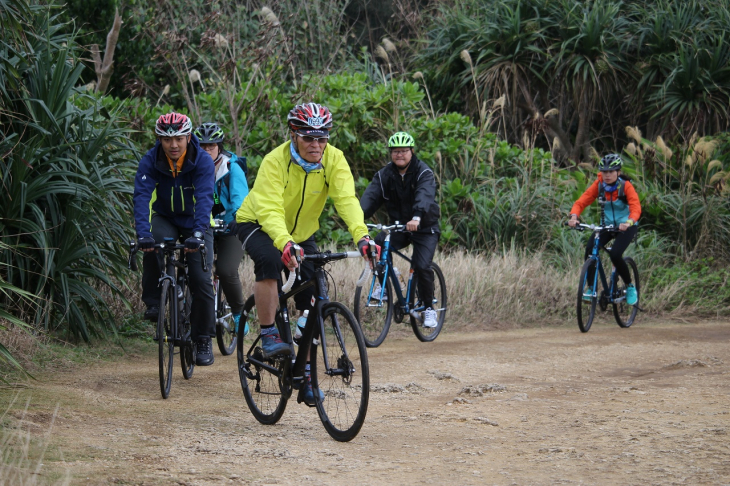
[
  {"left": 1, "top": 1, "right": 138, "bottom": 342},
  {"left": 546, "top": 0, "right": 632, "bottom": 162}
]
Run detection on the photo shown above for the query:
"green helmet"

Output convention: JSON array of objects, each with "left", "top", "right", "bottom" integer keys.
[
  {"left": 598, "top": 153, "right": 622, "bottom": 171},
  {"left": 388, "top": 131, "right": 415, "bottom": 148}
]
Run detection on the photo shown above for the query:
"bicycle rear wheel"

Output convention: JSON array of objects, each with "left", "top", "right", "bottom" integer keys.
[
  {"left": 180, "top": 285, "right": 195, "bottom": 379},
  {"left": 353, "top": 273, "right": 393, "bottom": 348},
  {"left": 577, "top": 259, "right": 599, "bottom": 333},
  {"left": 312, "top": 301, "right": 369, "bottom": 442},
  {"left": 409, "top": 263, "right": 447, "bottom": 342},
  {"left": 215, "top": 285, "right": 237, "bottom": 355},
  {"left": 158, "top": 280, "right": 175, "bottom": 398},
  {"left": 237, "top": 294, "right": 288, "bottom": 424},
  {"left": 613, "top": 257, "right": 639, "bottom": 328}
]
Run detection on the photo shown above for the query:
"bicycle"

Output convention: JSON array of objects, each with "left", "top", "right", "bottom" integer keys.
[
  {"left": 236, "top": 245, "right": 370, "bottom": 442},
  {"left": 353, "top": 223, "right": 447, "bottom": 347},
  {"left": 568, "top": 222, "right": 640, "bottom": 332},
  {"left": 128, "top": 238, "right": 207, "bottom": 398},
  {"left": 212, "top": 219, "right": 237, "bottom": 356}
]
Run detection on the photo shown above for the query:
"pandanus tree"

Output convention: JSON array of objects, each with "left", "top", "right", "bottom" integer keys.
[{"left": 1, "top": 0, "right": 138, "bottom": 343}]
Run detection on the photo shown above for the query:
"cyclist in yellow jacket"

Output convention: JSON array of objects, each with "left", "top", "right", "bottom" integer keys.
[{"left": 235, "top": 103, "right": 375, "bottom": 404}]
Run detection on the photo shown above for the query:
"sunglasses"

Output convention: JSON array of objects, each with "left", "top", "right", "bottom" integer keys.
[{"left": 297, "top": 134, "right": 329, "bottom": 144}]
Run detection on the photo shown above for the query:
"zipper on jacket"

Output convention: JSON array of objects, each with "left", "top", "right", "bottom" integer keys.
[
  {"left": 290, "top": 172, "right": 309, "bottom": 236},
  {"left": 180, "top": 186, "right": 185, "bottom": 211}
]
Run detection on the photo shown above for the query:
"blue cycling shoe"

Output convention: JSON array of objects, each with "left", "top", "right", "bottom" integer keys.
[
  {"left": 233, "top": 314, "right": 249, "bottom": 336},
  {"left": 260, "top": 330, "right": 290, "bottom": 358},
  {"left": 626, "top": 284, "right": 638, "bottom": 306},
  {"left": 303, "top": 374, "right": 324, "bottom": 405}
]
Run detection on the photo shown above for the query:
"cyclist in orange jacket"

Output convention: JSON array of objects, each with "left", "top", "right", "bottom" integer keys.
[{"left": 568, "top": 153, "right": 641, "bottom": 305}]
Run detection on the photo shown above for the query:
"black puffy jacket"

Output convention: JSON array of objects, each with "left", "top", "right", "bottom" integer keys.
[{"left": 360, "top": 156, "right": 440, "bottom": 231}]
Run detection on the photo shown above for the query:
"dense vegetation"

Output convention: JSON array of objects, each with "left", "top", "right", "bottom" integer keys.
[{"left": 1, "top": 0, "right": 729, "bottom": 368}]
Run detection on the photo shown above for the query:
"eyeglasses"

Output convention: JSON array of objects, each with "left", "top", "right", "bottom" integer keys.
[
  {"left": 297, "top": 134, "right": 329, "bottom": 144},
  {"left": 391, "top": 149, "right": 411, "bottom": 156}
]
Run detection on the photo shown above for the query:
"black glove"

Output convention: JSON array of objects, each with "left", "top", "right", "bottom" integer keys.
[
  {"left": 185, "top": 235, "right": 204, "bottom": 251},
  {"left": 137, "top": 236, "right": 155, "bottom": 250}
]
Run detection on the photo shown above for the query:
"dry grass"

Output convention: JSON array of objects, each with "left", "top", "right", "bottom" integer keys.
[
  {"left": 264, "top": 247, "right": 577, "bottom": 331},
  {"left": 0, "top": 397, "right": 69, "bottom": 485}
]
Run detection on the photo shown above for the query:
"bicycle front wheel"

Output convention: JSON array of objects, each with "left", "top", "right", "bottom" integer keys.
[
  {"left": 215, "top": 293, "right": 237, "bottom": 356},
  {"left": 353, "top": 274, "right": 393, "bottom": 348},
  {"left": 577, "top": 258, "right": 599, "bottom": 333},
  {"left": 237, "top": 294, "right": 288, "bottom": 424},
  {"left": 312, "top": 301, "right": 369, "bottom": 442},
  {"left": 409, "top": 263, "right": 447, "bottom": 342},
  {"left": 180, "top": 285, "right": 195, "bottom": 379},
  {"left": 158, "top": 280, "right": 175, "bottom": 398},
  {"left": 613, "top": 257, "right": 639, "bottom": 328}
]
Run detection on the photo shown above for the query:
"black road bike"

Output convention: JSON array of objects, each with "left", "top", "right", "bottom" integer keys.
[
  {"left": 237, "top": 246, "right": 370, "bottom": 442},
  {"left": 129, "top": 238, "right": 207, "bottom": 398}
]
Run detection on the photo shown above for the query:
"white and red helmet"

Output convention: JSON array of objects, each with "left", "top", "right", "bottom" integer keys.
[
  {"left": 155, "top": 112, "right": 193, "bottom": 137},
  {"left": 287, "top": 103, "right": 333, "bottom": 134}
]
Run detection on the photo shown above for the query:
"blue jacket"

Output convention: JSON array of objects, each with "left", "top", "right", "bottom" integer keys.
[
  {"left": 213, "top": 152, "right": 249, "bottom": 225},
  {"left": 133, "top": 136, "right": 215, "bottom": 238}
]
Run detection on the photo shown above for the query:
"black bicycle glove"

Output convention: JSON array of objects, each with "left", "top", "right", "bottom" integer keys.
[
  {"left": 137, "top": 236, "right": 155, "bottom": 250},
  {"left": 185, "top": 235, "right": 204, "bottom": 251}
]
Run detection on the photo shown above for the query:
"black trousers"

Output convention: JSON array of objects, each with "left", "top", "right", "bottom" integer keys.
[
  {"left": 375, "top": 229, "right": 440, "bottom": 307},
  {"left": 237, "top": 222, "right": 317, "bottom": 311},
  {"left": 214, "top": 233, "right": 245, "bottom": 315},
  {"left": 142, "top": 214, "right": 215, "bottom": 340},
  {"left": 583, "top": 225, "right": 638, "bottom": 285}
]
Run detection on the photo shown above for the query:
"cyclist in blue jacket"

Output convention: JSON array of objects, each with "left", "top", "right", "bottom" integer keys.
[
  {"left": 194, "top": 122, "right": 249, "bottom": 332},
  {"left": 133, "top": 112, "right": 217, "bottom": 366}
]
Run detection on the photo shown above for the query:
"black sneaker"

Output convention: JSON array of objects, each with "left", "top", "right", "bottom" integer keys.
[
  {"left": 144, "top": 306, "right": 159, "bottom": 322},
  {"left": 195, "top": 337, "right": 214, "bottom": 366}
]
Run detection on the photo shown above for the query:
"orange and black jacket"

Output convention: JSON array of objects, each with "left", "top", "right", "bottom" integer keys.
[{"left": 570, "top": 173, "right": 641, "bottom": 226}]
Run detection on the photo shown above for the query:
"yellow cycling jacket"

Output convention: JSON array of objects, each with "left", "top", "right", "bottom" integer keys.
[{"left": 236, "top": 140, "right": 368, "bottom": 251}]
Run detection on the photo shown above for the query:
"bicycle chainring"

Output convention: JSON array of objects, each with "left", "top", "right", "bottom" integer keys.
[
  {"left": 599, "top": 293, "right": 609, "bottom": 312},
  {"left": 394, "top": 306, "right": 404, "bottom": 323}
]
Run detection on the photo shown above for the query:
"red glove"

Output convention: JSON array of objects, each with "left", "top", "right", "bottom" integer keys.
[
  {"left": 281, "top": 241, "right": 303, "bottom": 267},
  {"left": 357, "top": 237, "right": 381, "bottom": 261}
]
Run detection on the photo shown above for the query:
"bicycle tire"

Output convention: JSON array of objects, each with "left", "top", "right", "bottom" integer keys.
[
  {"left": 353, "top": 274, "right": 393, "bottom": 348},
  {"left": 215, "top": 290, "right": 237, "bottom": 356},
  {"left": 237, "top": 294, "right": 288, "bottom": 424},
  {"left": 311, "top": 301, "right": 370, "bottom": 442},
  {"left": 180, "top": 285, "right": 195, "bottom": 379},
  {"left": 613, "top": 257, "right": 640, "bottom": 328},
  {"left": 158, "top": 280, "right": 175, "bottom": 398},
  {"left": 409, "top": 262, "right": 447, "bottom": 342},
  {"left": 577, "top": 258, "right": 599, "bottom": 333}
]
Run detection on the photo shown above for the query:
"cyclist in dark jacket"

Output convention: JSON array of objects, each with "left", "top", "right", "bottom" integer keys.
[
  {"left": 360, "top": 131, "right": 441, "bottom": 328},
  {"left": 133, "top": 112, "right": 217, "bottom": 366}
]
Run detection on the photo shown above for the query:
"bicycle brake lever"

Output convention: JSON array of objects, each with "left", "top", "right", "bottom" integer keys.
[
  {"left": 200, "top": 245, "right": 209, "bottom": 272},
  {"left": 128, "top": 241, "right": 138, "bottom": 271}
]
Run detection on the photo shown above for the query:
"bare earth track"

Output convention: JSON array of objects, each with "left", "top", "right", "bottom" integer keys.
[{"left": 5, "top": 320, "right": 730, "bottom": 484}]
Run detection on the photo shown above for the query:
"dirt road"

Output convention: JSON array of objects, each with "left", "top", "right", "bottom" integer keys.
[{"left": 5, "top": 319, "right": 730, "bottom": 485}]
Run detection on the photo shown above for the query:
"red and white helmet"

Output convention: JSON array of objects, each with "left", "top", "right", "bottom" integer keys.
[
  {"left": 287, "top": 103, "right": 333, "bottom": 132},
  {"left": 155, "top": 112, "right": 193, "bottom": 137}
]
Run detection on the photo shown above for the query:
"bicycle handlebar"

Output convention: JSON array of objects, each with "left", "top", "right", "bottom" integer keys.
[
  {"left": 366, "top": 222, "right": 407, "bottom": 233},
  {"left": 128, "top": 240, "right": 208, "bottom": 272},
  {"left": 565, "top": 221, "right": 617, "bottom": 233},
  {"left": 281, "top": 247, "right": 362, "bottom": 292}
]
